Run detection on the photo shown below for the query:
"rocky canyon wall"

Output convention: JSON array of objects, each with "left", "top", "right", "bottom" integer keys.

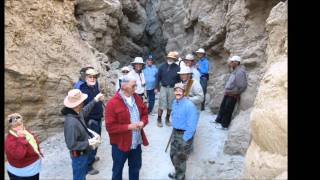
[
  {"left": 243, "top": 1, "right": 287, "bottom": 179},
  {"left": 5, "top": 0, "right": 108, "bottom": 140}
]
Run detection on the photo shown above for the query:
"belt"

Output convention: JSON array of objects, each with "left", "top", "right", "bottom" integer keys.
[
  {"left": 173, "top": 128, "right": 185, "bottom": 134},
  {"left": 70, "top": 150, "right": 87, "bottom": 157},
  {"left": 162, "top": 85, "right": 174, "bottom": 88}
]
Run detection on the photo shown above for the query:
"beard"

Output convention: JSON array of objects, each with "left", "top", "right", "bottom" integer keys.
[{"left": 87, "top": 81, "right": 96, "bottom": 86}]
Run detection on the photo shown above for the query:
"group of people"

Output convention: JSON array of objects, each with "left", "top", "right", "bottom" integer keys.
[{"left": 4, "top": 47, "right": 247, "bottom": 180}]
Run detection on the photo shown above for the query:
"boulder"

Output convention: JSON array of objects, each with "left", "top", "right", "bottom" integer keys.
[{"left": 224, "top": 108, "right": 252, "bottom": 155}]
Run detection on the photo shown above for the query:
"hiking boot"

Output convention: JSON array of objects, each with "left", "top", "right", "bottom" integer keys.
[
  {"left": 165, "top": 117, "right": 171, "bottom": 127},
  {"left": 168, "top": 172, "right": 176, "bottom": 179},
  {"left": 165, "top": 120, "right": 171, "bottom": 127},
  {"left": 157, "top": 119, "right": 163, "bottom": 127},
  {"left": 87, "top": 168, "right": 99, "bottom": 175}
]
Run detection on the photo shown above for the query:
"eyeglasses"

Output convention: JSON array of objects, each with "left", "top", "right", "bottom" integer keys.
[{"left": 122, "top": 71, "right": 129, "bottom": 74}]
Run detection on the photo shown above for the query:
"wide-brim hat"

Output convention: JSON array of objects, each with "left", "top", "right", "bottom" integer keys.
[
  {"left": 131, "top": 57, "right": 145, "bottom": 64},
  {"left": 196, "top": 48, "right": 205, "bottom": 54},
  {"left": 64, "top": 89, "right": 88, "bottom": 108},
  {"left": 167, "top": 51, "right": 178, "bottom": 60},
  {"left": 177, "top": 65, "right": 192, "bottom": 74},
  {"left": 184, "top": 54, "right": 195, "bottom": 61},
  {"left": 85, "top": 68, "right": 100, "bottom": 76}
]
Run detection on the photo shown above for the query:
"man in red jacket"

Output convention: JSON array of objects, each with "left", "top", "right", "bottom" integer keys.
[{"left": 105, "top": 74, "right": 149, "bottom": 180}]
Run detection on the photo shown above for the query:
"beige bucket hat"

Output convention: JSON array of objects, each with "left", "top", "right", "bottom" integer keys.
[
  {"left": 167, "top": 51, "right": 178, "bottom": 60},
  {"left": 64, "top": 89, "right": 88, "bottom": 108},
  {"left": 85, "top": 68, "right": 100, "bottom": 76}
]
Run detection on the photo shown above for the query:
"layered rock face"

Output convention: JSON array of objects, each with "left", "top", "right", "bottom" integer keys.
[
  {"left": 157, "top": 0, "right": 281, "bottom": 113},
  {"left": 243, "top": 1, "right": 287, "bottom": 179},
  {"left": 75, "top": 0, "right": 167, "bottom": 64},
  {"left": 5, "top": 0, "right": 108, "bottom": 140}
]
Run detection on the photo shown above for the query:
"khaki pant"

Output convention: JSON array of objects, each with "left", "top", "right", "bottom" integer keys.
[{"left": 159, "top": 86, "right": 175, "bottom": 110}]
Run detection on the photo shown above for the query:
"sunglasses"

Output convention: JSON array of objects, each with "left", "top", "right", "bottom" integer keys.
[
  {"left": 87, "top": 75, "right": 97, "bottom": 79},
  {"left": 122, "top": 71, "right": 129, "bottom": 74}
]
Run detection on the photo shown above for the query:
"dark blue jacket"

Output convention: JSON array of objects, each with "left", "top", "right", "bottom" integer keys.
[
  {"left": 77, "top": 82, "right": 103, "bottom": 122},
  {"left": 156, "top": 62, "right": 180, "bottom": 89}
]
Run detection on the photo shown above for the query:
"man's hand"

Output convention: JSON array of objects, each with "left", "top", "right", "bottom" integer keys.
[
  {"left": 94, "top": 93, "right": 105, "bottom": 102},
  {"left": 137, "top": 121, "right": 145, "bottom": 129},
  {"left": 128, "top": 123, "right": 139, "bottom": 130}
]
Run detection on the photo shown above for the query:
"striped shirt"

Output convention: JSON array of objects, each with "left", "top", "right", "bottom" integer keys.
[{"left": 119, "top": 91, "right": 142, "bottom": 149}]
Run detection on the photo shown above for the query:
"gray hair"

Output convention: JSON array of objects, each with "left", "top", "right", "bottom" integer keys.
[{"left": 121, "top": 74, "right": 136, "bottom": 83}]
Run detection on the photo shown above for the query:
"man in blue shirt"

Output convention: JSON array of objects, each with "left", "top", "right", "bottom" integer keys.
[
  {"left": 168, "top": 82, "right": 199, "bottom": 180},
  {"left": 143, "top": 55, "right": 158, "bottom": 114},
  {"left": 195, "top": 48, "right": 209, "bottom": 111},
  {"left": 76, "top": 68, "right": 104, "bottom": 175}
]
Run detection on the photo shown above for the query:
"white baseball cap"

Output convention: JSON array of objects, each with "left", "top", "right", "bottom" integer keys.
[
  {"left": 196, "top": 48, "right": 205, "bottom": 54},
  {"left": 229, "top": 55, "right": 241, "bottom": 62}
]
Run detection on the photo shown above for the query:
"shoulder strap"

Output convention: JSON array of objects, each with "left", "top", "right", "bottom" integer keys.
[{"left": 184, "top": 80, "right": 194, "bottom": 96}]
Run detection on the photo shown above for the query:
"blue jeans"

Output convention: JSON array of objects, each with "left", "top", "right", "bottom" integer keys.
[
  {"left": 200, "top": 77, "right": 208, "bottom": 109},
  {"left": 71, "top": 153, "right": 89, "bottom": 180},
  {"left": 146, "top": 89, "right": 155, "bottom": 114},
  {"left": 87, "top": 119, "right": 102, "bottom": 170},
  {"left": 111, "top": 144, "right": 142, "bottom": 180}
]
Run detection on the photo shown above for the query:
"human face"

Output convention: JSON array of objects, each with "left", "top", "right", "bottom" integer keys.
[
  {"left": 174, "top": 88, "right": 184, "bottom": 100},
  {"left": 124, "top": 80, "right": 137, "bottom": 96},
  {"left": 12, "top": 123, "right": 24, "bottom": 132},
  {"left": 184, "top": 60, "right": 194, "bottom": 67},
  {"left": 134, "top": 64, "right": 143, "bottom": 71},
  {"left": 146, "top": 59, "right": 153, "bottom": 66},
  {"left": 121, "top": 70, "right": 129, "bottom": 75},
  {"left": 196, "top": 53, "right": 204, "bottom": 58},
  {"left": 179, "top": 74, "right": 190, "bottom": 82},
  {"left": 86, "top": 75, "right": 97, "bottom": 86},
  {"left": 167, "top": 58, "right": 175, "bottom": 64}
]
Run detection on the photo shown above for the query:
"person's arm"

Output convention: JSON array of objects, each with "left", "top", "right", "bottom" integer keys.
[
  {"left": 183, "top": 103, "right": 199, "bottom": 141},
  {"left": 81, "top": 100, "right": 96, "bottom": 119},
  {"left": 5, "top": 136, "right": 29, "bottom": 160},
  {"left": 235, "top": 70, "right": 247, "bottom": 94},
  {"left": 64, "top": 120, "right": 89, "bottom": 150},
  {"left": 155, "top": 65, "right": 162, "bottom": 90},
  {"left": 105, "top": 100, "right": 131, "bottom": 134},
  {"left": 188, "top": 81, "right": 204, "bottom": 105}
]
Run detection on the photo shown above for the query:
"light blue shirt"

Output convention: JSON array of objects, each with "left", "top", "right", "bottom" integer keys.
[
  {"left": 120, "top": 91, "right": 142, "bottom": 149},
  {"left": 6, "top": 158, "right": 41, "bottom": 177},
  {"left": 143, "top": 65, "right": 158, "bottom": 90},
  {"left": 196, "top": 57, "right": 209, "bottom": 75},
  {"left": 171, "top": 97, "right": 199, "bottom": 141}
]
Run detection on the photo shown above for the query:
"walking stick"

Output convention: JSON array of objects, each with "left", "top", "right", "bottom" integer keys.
[{"left": 165, "top": 131, "right": 173, "bottom": 153}]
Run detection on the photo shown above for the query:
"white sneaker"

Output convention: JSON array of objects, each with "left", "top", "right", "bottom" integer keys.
[{"left": 215, "top": 124, "right": 227, "bottom": 130}]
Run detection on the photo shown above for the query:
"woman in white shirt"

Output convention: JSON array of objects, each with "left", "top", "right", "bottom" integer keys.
[{"left": 128, "top": 57, "right": 146, "bottom": 101}]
